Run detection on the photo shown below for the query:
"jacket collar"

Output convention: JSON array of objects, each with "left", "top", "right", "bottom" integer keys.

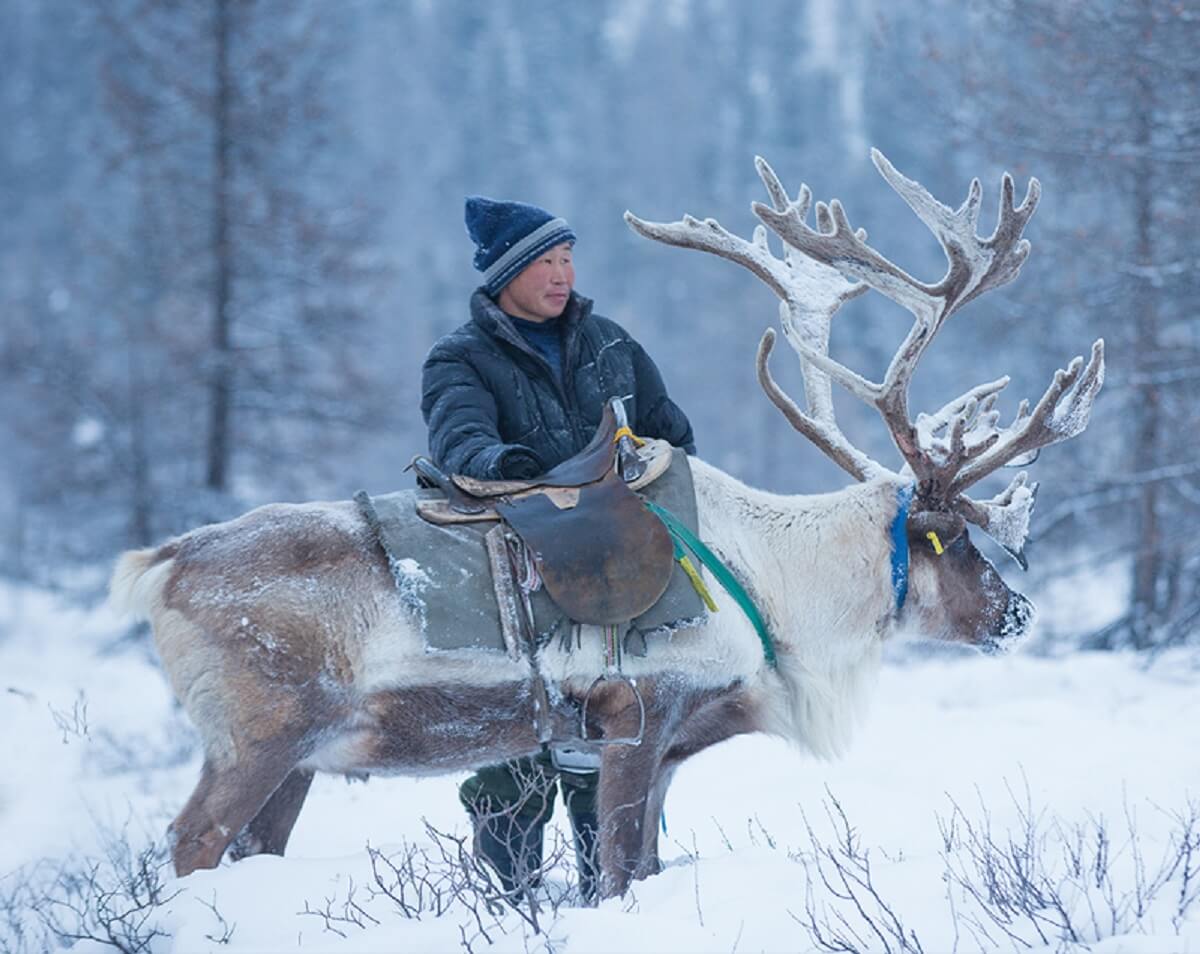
[{"left": 469, "top": 287, "right": 593, "bottom": 352}]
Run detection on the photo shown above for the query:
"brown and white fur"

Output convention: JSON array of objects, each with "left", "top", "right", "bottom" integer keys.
[{"left": 110, "top": 457, "right": 1030, "bottom": 897}]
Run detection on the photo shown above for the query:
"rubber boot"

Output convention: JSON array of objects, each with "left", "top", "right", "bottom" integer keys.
[
  {"left": 472, "top": 812, "right": 545, "bottom": 898},
  {"left": 568, "top": 809, "right": 600, "bottom": 904}
]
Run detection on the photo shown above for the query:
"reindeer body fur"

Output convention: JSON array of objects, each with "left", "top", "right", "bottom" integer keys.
[
  {"left": 111, "top": 458, "right": 921, "bottom": 887},
  {"left": 114, "top": 459, "right": 905, "bottom": 769}
]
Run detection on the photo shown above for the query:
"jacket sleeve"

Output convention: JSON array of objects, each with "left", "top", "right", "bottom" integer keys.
[
  {"left": 421, "top": 344, "right": 543, "bottom": 480},
  {"left": 629, "top": 340, "right": 697, "bottom": 455}
]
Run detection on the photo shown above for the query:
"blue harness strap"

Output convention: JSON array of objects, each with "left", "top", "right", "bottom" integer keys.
[{"left": 890, "top": 484, "right": 916, "bottom": 612}]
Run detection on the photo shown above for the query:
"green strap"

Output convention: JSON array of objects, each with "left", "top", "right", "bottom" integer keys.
[{"left": 645, "top": 500, "right": 777, "bottom": 670}]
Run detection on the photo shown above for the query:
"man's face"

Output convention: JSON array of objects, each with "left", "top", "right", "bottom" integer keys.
[{"left": 497, "top": 242, "right": 575, "bottom": 322}]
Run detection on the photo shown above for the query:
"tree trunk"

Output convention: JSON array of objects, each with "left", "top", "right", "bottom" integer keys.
[
  {"left": 126, "top": 328, "right": 152, "bottom": 546},
  {"left": 1128, "top": 0, "right": 1160, "bottom": 650},
  {"left": 206, "top": 0, "right": 234, "bottom": 492}
]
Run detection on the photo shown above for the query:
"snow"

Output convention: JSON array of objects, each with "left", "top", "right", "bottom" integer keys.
[
  {"left": 2, "top": 580, "right": 1198, "bottom": 953},
  {"left": 71, "top": 417, "right": 104, "bottom": 449}
]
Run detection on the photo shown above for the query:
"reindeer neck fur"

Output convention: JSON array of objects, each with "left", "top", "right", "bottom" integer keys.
[{"left": 688, "top": 458, "right": 908, "bottom": 759}]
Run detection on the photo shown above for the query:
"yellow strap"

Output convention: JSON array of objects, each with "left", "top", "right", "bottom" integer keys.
[
  {"left": 679, "top": 555, "right": 719, "bottom": 612},
  {"left": 613, "top": 425, "right": 646, "bottom": 448},
  {"left": 926, "top": 530, "right": 945, "bottom": 555}
]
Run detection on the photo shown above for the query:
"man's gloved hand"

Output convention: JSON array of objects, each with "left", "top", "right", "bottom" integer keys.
[{"left": 495, "top": 446, "right": 543, "bottom": 480}]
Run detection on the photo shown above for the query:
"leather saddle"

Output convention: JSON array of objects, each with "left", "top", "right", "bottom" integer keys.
[{"left": 413, "top": 400, "right": 676, "bottom": 625}]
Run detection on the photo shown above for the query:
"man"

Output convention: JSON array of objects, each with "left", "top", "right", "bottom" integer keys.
[{"left": 421, "top": 195, "right": 695, "bottom": 902}]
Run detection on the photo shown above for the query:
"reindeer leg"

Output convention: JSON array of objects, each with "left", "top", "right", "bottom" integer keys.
[
  {"left": 227, "top": 768, "right": 315, "bottom": 861},
  {"left": 169, "top": 748, "right": 298, "bottom": 877},
  {"left": 638, "top": 761, "right": 678, "bottom": 876},
  {"left": 587, "top": 678, "right": 674, "bottom": 898},
  {"left": 596, "top": 740, "right": 662, "bottom": 898}
]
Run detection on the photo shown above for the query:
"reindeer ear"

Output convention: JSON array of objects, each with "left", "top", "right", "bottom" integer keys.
[
  {"left": 954, "top": 478, "right": 1039, "bottom": 571},
  {"left": 908, "top": 510, "right": 967, "bottom": 549},
  {"left": 1002, "top": 542, "right": 1030, "bottom": 571}
]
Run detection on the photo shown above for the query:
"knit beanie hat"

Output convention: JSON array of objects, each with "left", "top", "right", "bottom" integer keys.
[{"left": 465, "top": 196, "right": 576, "bottom": 296}]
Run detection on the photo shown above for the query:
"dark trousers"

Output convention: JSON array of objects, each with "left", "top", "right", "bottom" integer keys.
[
  {"left": 459, "top": 752, "right": 599, "bottom": 899},
  {"left": 459, "top": 751, "right": 597, "bottom": 822}
]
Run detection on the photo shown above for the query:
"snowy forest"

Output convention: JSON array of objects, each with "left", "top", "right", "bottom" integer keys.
[{"left": 3, "top": 2, "right": 1200, "bottom": 953}]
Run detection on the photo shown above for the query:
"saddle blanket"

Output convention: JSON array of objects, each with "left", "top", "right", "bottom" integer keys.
[{"left": 359, "top": 449, "right": 707, "bottom": 655}]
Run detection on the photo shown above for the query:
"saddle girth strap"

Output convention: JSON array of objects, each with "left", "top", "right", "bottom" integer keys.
[{"left": 503, "top": 529, "right": 554, "bottom": 745}]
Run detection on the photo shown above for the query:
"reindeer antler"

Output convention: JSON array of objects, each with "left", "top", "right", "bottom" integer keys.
[
  {"left": 626, "top": 157, "right": 880, "bottom": 482},
  {"left": 626, "top": 150, "right": 1105, "bottom": 564}
]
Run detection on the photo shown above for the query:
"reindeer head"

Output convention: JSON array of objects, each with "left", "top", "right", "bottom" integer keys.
[{"left": 626, "top": 150, "right": 1104, "bottom": 655}]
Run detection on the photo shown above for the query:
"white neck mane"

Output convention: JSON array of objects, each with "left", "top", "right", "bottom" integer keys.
[{"left": 689, "top": 458, "right": 907, "bottom": 758}]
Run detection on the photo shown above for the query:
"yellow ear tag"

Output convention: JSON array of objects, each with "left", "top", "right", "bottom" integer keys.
[{"left": 926, "top": 531, "right": 945, "bottom": 555}]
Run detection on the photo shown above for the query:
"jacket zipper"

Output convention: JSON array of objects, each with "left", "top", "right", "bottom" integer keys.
[{"left": 493, "top": 313, "right": 588, "bottom": 448}]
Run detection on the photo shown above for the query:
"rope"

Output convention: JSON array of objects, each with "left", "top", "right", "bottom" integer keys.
[
  {"left": 612, "top": 425, "right": 645, "bottom": 447},
  {"left": 512, "top": 537, "right": 542, "bottom": 593},
  {"left": 676, "top": 549, "right": 719, "bottom": 612},
  {"left": 644, "top": 500, "right": 777, "bottom": 670}
]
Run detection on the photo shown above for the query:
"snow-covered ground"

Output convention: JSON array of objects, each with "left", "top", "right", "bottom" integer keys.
[{"left": 2, "top": 580, "right": 1198, "bottom": 953}]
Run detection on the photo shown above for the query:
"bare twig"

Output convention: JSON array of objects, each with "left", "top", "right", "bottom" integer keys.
[
  {"left": 939, "top": 785, "right": 1200, "bottom": 948},
  {"left": 29, "top": 835, "right": 180, "bottom": 953},
  {"left": 788, "top": 790, "right": 924, "bottom": 954},
  {"left": 196, "top": 891, "right": 236, "bottom": 945},
  {"left": 298, "top": 876, "right": 380, "bottom": 938},
  {"left": 48, "top": 691, "right": 90, "bottom": 744}
]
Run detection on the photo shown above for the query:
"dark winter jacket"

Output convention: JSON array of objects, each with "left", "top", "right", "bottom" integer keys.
[{"left": 421, "top": 289, "right": 695, "bottom": 480}]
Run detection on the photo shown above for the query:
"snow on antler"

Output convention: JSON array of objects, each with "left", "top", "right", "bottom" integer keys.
[
  {"left": 956, "top": 474, "right": 1039, "bottom": 569},
  {"left": 949, "top": 339, "right": 1106, "bottom": 496},
  {"left": 626, "top": 150, "right": 1105, "bottom": 562},
  {"left": 625, "top": 157, "right": 881, "bottom": 482}
]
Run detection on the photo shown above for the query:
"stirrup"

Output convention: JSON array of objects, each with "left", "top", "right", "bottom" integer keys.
[{"left": 579, "top": 674, "right": 645, "bottom": 747}]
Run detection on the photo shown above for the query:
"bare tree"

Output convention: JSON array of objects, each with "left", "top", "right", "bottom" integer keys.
[{"left": 0, "top": 0, "right": 389, "bottom": 583}]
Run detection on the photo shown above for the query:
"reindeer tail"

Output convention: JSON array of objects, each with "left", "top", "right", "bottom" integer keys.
[{"left": 109, "top": 547, "right": 172, "bottom": 620}]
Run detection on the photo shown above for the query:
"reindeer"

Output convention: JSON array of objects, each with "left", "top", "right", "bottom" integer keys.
[{"left": 110, "top": 150, "right": 1102, "bottom": 899}]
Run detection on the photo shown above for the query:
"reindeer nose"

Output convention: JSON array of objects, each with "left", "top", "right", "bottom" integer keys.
[{"left": 982, "top": 593, "right": 1036, "bottom": 655}]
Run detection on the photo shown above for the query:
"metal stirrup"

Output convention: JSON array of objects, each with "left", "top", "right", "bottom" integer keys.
[
  {"left": 579, "top": 621, "right": 645, "bottom": 746},
  {"left": 580, "top": 674, "right": 645, "bottom": 747}
]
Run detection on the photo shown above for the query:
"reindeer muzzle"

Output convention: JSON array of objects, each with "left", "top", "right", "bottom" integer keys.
[{"left": 980, "top": 592, "right": 1036, "bottom": 655}]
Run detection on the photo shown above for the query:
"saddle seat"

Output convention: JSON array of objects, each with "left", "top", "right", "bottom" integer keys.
[
  {"left": 414, "top": 401, "right": 677, "bottom": 625},
  {"left": 451, "top": 401, "right": 652, "bottom": 497},
  {"left": 448, "top": 440, "right": 673, "bottom": 504}
]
